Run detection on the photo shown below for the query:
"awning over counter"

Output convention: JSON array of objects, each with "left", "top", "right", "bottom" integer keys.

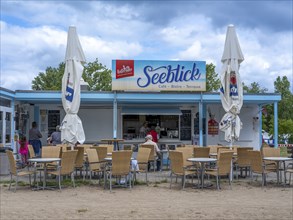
[{"left": 121, "top": 108, "right": 182, "bottom": 115}]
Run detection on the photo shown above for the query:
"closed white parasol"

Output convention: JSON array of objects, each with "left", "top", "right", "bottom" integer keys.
[
  {"left": 219, "top": 25, "right": 244, "bottom": 144},
  {"left": 60, "top": 26, "right": 86, "bottom": 148}
]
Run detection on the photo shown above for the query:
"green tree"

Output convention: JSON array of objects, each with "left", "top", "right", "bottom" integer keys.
[
  {"left": 206, "top": 63, "right": 220, "bottom": 92},
  {"left": 274, "top": 76, "right": 293, "bottom": 120},
  {"left": 243, "top": 82, "right": 268, "bottom": 93},
  {"left": 32, "top": 59, "right": 112, "bottom": 91},
  {"left": 83, "top": 59, "right": 112, "bottom": 91},
  {"left": 32, "top": 63, "right": 64, "bottom": 90}
]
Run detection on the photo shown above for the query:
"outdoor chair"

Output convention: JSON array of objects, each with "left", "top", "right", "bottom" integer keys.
[
  {"left": 134, "top": 147, "right": 152, "bottom": 185},
  {"left": 169, "top": 151, "right": 198, "bottom": 189},
  {"left": 248, "top": 150, "right": 277, "bottom": 187},
  {"left": 208, "top": 145, "right": 221, "bottom": 153},
  {"left": 123, "top": 144, "right": 134, "bottom": 151},
  {"left": 194, "top": 147, "right": 210, "bottom": 158},
  {"left": 105, "top": 150, "right": 132, "bottom": 192},
  {"left": 93, "top": 146, "right": 108, "bottom": 162},
  {"left": 262, "top": 147, "right": 282, "bottom": 178},
  {"left": 285, "top": 163, "right": 293, "bottom": 185},
  {"left": 85, "top": 149, "right": 103, "bottom": 183},
  {"left": 42, "top": 146, "right": 61, "bottom": 168},
  {"left": 74, "top": 146, "right": 85, "bottom": 178},
  {"left": 42, "top": 146, "right": 61, "bottom": 158},
  {"left": 98, "top": 144, "right": 114, "bottom": 154},
  {"left": 235, "top": 147, "right": 253, "bottom": 179},
  {"left": 140, "top": 144, "right": 157, "bottom": 172},
  {"left": 28, "top": 145, "right": 36, "bottom": 158},
  {"left": 47, "top": 150, "right": 78, "bottom": 190},
  {"left": 176, "top": 147, "right": 194, "bottom": 168},
  {"left": 6, "top": 150, "right": 35, "bottom": 192},
  {"left": 205, "top": 151, "right": 234, "bottom": 190}
]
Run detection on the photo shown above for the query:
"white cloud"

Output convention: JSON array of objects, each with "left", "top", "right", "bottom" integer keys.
[{"left": 1, "top": 1, "right": 292, "bottom": 92}]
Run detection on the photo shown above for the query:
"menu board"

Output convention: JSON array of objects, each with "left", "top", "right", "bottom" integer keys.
[{"left": 180, "top": 110, "right": 191, "bottom": 140}]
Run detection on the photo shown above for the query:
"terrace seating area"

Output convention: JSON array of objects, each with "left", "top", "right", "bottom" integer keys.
[{"left": 3, "top": 144, "right": 293, "bottom": 192}]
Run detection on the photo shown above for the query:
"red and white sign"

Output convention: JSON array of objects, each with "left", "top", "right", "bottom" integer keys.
[{"left": 116, "top": 60, "right": 134, "bottom": 79}]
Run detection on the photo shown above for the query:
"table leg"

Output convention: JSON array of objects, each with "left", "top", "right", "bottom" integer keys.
[
  {"left": 43, "top": 162, "right": 47, "bottom": 190},
  {"left": 276, "top": 161, "right": 280, "bottom": 184},
  {"left": 201, "top": 163, "right": 204, "bottom": 189},
  {"left": 283, "top": 161, "right": 286, "bottom": 186}
]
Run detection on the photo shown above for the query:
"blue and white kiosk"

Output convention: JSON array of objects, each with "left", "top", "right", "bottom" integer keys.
[{"left": 0, "top": 60, "right": 281, "bottom": 152}]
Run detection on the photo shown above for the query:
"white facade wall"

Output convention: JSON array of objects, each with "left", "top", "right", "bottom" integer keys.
[{"left": 26, "top": 103, "right": 261, "bottom": 149}]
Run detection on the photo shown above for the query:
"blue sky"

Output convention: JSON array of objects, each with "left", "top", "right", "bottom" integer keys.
[{"left": 1, "top": 0, "right": 292, "bottom": 92}]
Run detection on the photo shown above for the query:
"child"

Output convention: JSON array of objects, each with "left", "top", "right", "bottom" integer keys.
[{"left": 19, "top": 136, "right": 29, "bottom": 166}]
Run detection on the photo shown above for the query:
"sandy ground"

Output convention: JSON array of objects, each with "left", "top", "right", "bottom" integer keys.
[{"left": 1, "top": 171, "right": 293, "bottom": 220}]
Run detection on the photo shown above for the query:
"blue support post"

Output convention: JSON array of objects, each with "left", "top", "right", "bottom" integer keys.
[
  {"left": 11, "top": 99, "right": 15, "bottom": 152},
  {"left": 34, "top": 106, "right": 39, "bottom": 124},
  {"left": 259, "top": 105, "right": 263, "bottom": 150},
  {"left": 274, "top": 102, "right": 278, "bottom": 148},
  {"left": 199, "top": 101, "right": 203, "bottom": 146},
  {"left": 113, "top": 92, "right": 118, "bottom": 150}
]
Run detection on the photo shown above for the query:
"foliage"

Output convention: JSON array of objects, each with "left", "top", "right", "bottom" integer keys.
[
  {"left": 243, "top": 82, "right": 268, "bottom": 93},
  {"left": 83, "top": 58, "right": 112, "bottom": 91},
  {"left": 274, "top": 76, "right": 293, "bottom": 120},
  {"left": 206, "top": 63, "right": 220, "bottom": 92},
  {"left": 32, "top": 63, "right": 64, "bottom": 90},
  {"left": 32, "top": 59, "right": 112, "bottom": 91}
]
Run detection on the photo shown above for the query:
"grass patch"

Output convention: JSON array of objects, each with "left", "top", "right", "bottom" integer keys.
[
  {"left": 77, "top": 208, "right": 88, "bottom": 213},
  {"left": 0, "top": 180, "right": 13, "bottom": 184}
]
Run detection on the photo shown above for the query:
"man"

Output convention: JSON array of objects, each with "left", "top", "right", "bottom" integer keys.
[{"left": 141, "top": 134, "right": 161, "bottom": 171}]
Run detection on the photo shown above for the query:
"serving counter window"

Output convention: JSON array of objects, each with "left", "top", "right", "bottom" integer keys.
[{"left": 122, "top": 114, "right": 180, "bottom": 140}]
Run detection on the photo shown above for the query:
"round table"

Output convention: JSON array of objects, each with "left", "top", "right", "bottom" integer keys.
[
  {"left": 28, "top": 158, "right": 61, "bottom": 190},
  {"left": 187, "top": 157, "right": 217, "bottom": 189},
  {"left": 263, "top": 157, "right": 293, "bottom": 185}
]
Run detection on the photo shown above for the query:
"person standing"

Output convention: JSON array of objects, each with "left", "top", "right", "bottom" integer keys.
[
  {"left": 139, "top": 122, "right": 149, "bottom": 138},
  {"left": 29, "top": 121, "right": 42, "bottom": 156},
  {"left": 148, "top": 126, "right": 158, "bottom": 143},
  {"left": 18, "top": 136, "right": 29, "bottom": 166}
]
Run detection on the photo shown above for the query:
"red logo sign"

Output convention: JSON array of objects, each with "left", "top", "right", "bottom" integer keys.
[{"left": 116, "top": 60, "right": 134, "bottom": 79}]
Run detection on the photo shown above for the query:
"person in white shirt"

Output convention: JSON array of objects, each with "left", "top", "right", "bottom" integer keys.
[{"left": 141, "top": 134, "right": 161, "bottom": 171}]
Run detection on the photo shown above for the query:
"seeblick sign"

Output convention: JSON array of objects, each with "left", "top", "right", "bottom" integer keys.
[{"left": 112, "top": 60, "right": 206, "bottom": 91}]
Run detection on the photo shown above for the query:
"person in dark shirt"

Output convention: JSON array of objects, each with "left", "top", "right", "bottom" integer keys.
[
  {"left": 47, "top": 125, "right": 61, "bottom": 146},
  {"left": 28, "top": 121, "right": 42, "bottom": 156}
]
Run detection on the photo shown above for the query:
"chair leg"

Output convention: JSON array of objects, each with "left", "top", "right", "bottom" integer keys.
[
  {"left": 216, "top": 175, "right": 219, "bottom": 190},
  {"left": 182, "top": 175, "right": 186, "bottom": 189},
  {"left": 110, "top": 173, "right": 112, "bottom": 192},
  {"left": 29, "top": 174, "right": 32, "bottom": 187},
  {"left": 170, "top": 173, "right": 173, "bottom": 189},
  {"left": 71, "top": 173, "right": 75, "bottom": 188},
  {"left": 129, "top": 173, "right": 132, "bottom": 189},
  {"left": 9, "top": 174, "right": 12, "bottom": 191},
  {"left": 58, "top": 174, "right": 61, "bottom": 190},
  {"left": 15, "top": 176, "right": 18, "bottom": 192}
]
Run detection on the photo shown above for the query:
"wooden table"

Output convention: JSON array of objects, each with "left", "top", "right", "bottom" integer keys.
[{"left": 100, "top": 139, "right": 124, "bottom": 151}]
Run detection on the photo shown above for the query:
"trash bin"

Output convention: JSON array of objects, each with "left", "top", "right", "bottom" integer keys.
[{"left": 0, "top": 147, "right": 13, "bottom": 175}]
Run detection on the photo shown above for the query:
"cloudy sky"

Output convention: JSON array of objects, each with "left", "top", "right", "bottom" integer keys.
[{"left": 1, "top": 0, "right": 292, "bottom": 92}]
